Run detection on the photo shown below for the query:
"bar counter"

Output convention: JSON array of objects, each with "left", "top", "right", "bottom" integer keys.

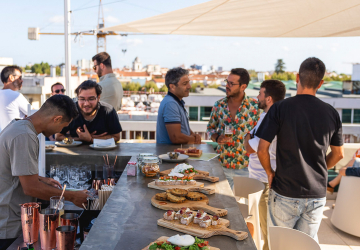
[{"left": 9, "top": 143, "right": 256, "bottom": 250}]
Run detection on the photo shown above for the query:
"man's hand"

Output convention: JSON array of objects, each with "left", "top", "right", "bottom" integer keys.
[
  {"left": 267, "top": 170, "right": 275, "bottom": 189},
  {"left": 194, "top": 134, "right": 201, "bottom": 144},
  {"left": 76, "top": 124, "right": 92, "bottom": 142},
  {"left": 39, "top": 176, "right": 62, "bottom": 189},
  {"left": 217, "top": 135, "right": 231, "bottom": 144},
  {"left": 69, "top": 190, "right": 89, "bottom": 208},
  {"left": 92, "top": 131, "right": 108, "bottom": 139}
]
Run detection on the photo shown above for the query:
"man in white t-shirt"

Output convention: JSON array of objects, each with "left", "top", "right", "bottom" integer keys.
[
  {"left": 244, "top": 80, "right": 286, "bottom": 250},
  {"left": 0, "top": 66, "right": 30, "bottom": 132}
]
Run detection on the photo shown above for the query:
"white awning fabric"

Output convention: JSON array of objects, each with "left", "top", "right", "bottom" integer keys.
[{"left": 103, "top": 0, "right": 360, "bottom": 37}]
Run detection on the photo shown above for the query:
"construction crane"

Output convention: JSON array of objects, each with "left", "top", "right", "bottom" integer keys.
[{"left": 28, "top": 0, "right": 126, "bottom": 53}]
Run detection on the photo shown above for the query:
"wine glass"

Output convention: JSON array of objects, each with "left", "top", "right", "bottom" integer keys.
[{"left": 224, "top": 124, "right": 234, "bottom": 141}]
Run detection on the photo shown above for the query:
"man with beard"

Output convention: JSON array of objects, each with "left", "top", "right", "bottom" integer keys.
[
  {"left": 0, "top": 95, "right": 88, "bottom": 249},
  {"left": 92, "top": 52, "right": 123, "bottom": 111},
  {"left": 157, "top": 67, "right": 201, "bottom": 144},
  {"left": 55, "top": 80, "right": 122, "bottom": 143},
  {"left": 206, "top": 68, "right": 260, "bottom": 189},
  {"left": 0, "top": 66, "right": 30, "bottom": 132},
  {"left": 243, "top": 80, "right": 286, "bottom": 250}
]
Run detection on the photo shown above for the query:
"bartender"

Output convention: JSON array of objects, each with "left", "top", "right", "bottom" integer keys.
[
  {"left": 0, "top": 95, "right": 88, "bottom": 249},
  {"left": 55, "top": 80, "right": 122, "bottom": 143}
]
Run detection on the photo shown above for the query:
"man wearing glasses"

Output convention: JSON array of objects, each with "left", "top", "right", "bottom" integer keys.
[
  {"left": 92, "top": 52, "right": 123, "bottom": 111},
  {"left": 55, "top": 80, "right": 122, "bottom": 143},
  {"left": 206, "top": 68, "right": 261, "bottom": 189},
  {"left": 0, "top": 66, "right": 30, "bottom": 132},
  {"left": 51, "top": 82, "right": 66, "bottom": 96}
]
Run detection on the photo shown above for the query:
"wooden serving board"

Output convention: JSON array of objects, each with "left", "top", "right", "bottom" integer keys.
[
  {"left": 158, "top": 219, "right": 248, "bottom": 241},
  {"left": 142, "top": 236, "right": 220, "bottom": 250},
  {"left": 151, "top": 195, "right": 228, "bottom": 217},
  {"left": 148, "top": 181, "right": 215, "bottom": 195},
  {"left": 160, "top": 169, "right": 219, "bottom": 183}
]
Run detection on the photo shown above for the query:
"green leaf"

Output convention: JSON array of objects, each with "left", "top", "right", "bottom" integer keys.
[{"left": 149, "top": 243, "right": 159, "bottom": 250}]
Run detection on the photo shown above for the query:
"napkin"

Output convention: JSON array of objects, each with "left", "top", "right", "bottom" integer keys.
[{"left": 93, "top": 138, "right": 116, "bottom": 148}]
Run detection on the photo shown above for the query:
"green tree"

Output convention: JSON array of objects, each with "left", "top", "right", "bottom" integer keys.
[
  {"left": 271, "top": 72, "right": 288, "bottom": 81},
  {"left": 144, "top": 81, "right": 159, "bottom": 92},
  {"left": 286, "top": 72, "right": 296, "bottom": 80},
  {"left": 247, "top": 69, "right": 257, "bottom": 79},
  {"left": 159, "top": 85, "right": 168, "bottom": 92},
  {"left": 30, "top": 62, "right": 51, "bottom": 74},
  {"left": 190, "top": 83, "right": 205, "bottom": 93},
  {"left": 208, "top": 83, "right": 220, "bottom": 88},
  {"left": 275, "top": 59, "right": 286, "bottom": 74}
]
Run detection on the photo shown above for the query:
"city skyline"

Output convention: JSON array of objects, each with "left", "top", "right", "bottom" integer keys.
[{"left": 1, "top": 0, "right": 360, "bottom": 74}]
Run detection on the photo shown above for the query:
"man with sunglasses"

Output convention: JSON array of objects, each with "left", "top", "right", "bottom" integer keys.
[
  {"left": 55, "top": 80, "right": 122, "bottom": 143},
  {"left": 206, "top": 68, "right": 261, "bottom": 189},
  {"left": 0, "top": 66, "right": 30, "bottom": 132},
  {"left": 51, "top": 82, "right": 65, "bottom": 96},
  {"left": 92, "top": 52, "right": 123, "bottom": 111}
]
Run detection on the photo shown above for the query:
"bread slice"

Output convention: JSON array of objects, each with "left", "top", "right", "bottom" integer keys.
[
  {"left": 180, "top": 211, "right": 194, "bottom": 225},
  {"left": 186, "top": 192, "right": 207, "bottom": 201},
  {"left": 155, "top": 192, "right": 168, "bottom": 201},
  {"left": 166, "top": 192, "right": 186, "bottom": 203},
  {"left": 170, "top": 188, "right": 188, "bottom": 197},
  {"left": 211, "top": 215, "right": 221, "bottom": 226},
  {"left": 175, "top": 207, "right": 189, "bottom": 219},
  {"left": 163, "top": 210, "right": 175, "bottom": 221},
  {"left": 199, "top": 216, "right": 212, "bottom": 228},
  {"left": 193, "top": 210, "right": 207, "bottom": 224}
]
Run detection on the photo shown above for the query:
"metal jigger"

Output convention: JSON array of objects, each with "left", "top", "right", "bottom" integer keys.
[
  {"left": 56, "top": 226, "right": 76, "bottom": 250},
  {"left": 20, "top": 202, "right": 40, "bottom": 243},
  {"left": 39, "top": 209, "right": 58, "bottom": 250},
  {"left": 60, "top": 213, "right": 79, "bottom": 242}
]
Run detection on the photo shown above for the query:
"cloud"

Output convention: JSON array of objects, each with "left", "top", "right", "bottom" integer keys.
[
  {"left": 105, "top": 16, "right": 120, "bottom": 23},
  {"left": 49, "top": 15, "right": 64, "bottom": 23},
  {"left": 283, "top": 46, "right": 289, "bottom": 51},
  {"left": 316, "top": 45, "right": 323, "bottom": 49},
  {"left": 126, "top": 38, "right": 143, "bottom": 46}
]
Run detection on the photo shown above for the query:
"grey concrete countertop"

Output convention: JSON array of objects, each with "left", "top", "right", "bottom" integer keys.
[{"left": 9, "top": 143, "right": 256, "bottom": 250}]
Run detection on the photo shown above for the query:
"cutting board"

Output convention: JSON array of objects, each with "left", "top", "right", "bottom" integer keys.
[
  {"left": 151, "top": 195, "right": 228, "bottom": 217},
  {"left": 160, "top": 169, "right": 219, "bottom": 183},
  {"left": 142, "top": 236, "right": 220, "bottom": 250},
  {"left": 158, "top": 219, "right": 248, "bottom": 241},
  {"left": 148, "top": 181, "right": 215, "bottom": 195}
]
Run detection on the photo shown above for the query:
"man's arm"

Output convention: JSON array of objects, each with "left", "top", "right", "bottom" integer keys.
[
  {"left": 19, "top": 174, "right": 88, "bottom": 207},
  {"left": 326, "top": 145, "right": 344, "bottom": 169},
  {"left": 165, "top": 124, "right": 196, "bottom": 144},
  {"left": 258, "top": 139, "right": 275, "bottom": 188},
  {"left": 244, "top": 133, "right": 256, "bottom": 154}
]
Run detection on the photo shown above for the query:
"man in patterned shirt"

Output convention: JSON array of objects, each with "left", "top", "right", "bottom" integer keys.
[{"left": 207, "top": 68, "right": 261, "bottom": 189}]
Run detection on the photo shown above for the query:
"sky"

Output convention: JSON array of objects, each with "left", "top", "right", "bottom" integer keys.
[{"left": 1, "top": 0, "right": 360, "bottom": 74}]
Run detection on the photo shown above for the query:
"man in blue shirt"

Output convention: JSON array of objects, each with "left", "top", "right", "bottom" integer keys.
[{"left": 156, "top": 68, "right": 201, "bottom": 144}]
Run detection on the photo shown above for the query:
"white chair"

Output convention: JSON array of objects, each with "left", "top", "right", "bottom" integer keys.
[
  {"left": 269, "top": 226, "right": 321, "bottom": 250},
  {"left": 233, "top": 176, "right": 265, "bottom": 250},
  {"left": 331, "top": 176, "right": 360, "bottom": 237}
]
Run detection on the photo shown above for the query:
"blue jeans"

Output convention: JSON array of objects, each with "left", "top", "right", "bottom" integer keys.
[
  {"left": 223, "top": 167, "right": 249, "bottom": 190},
  {"left": 267, "top": 189, "right": 326, "bottom": 242}
]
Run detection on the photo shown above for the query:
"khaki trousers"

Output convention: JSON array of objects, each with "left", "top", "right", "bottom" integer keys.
[{"left": 259, "top": 182, "right": 270, "bottom": 250}]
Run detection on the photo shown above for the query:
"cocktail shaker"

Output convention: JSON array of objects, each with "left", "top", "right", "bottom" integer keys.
[
  {"left": 61, "top": 213, "right": 79, "bottom": 242},
  {"left": 56, "top": 226, "right": 76, "bottom": 250},
  {"left": 39, "top": 209, "right": 58, "bottom": 250},
  {"left": 20, "top": 202, "right": 40, "bottom": 243}
]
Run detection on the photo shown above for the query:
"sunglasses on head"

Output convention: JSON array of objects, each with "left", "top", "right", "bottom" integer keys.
[{"left": 54, "top": 89, "right": 66, "bottom": 94}]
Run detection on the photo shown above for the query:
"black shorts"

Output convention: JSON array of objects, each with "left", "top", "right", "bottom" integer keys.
[{"left": 346, "top": 167, "right": 360, "bottom": 177}]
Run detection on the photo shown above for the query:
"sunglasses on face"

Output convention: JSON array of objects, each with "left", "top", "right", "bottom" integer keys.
[
  {"left": 54, "top": 89, "right": 66, "bottom": 94},
  {"left": 13, "top": 74, "right": 22, "bottom": 80},
  {"left": 93, "top": 64, "right": 99, "bottom": 70}
]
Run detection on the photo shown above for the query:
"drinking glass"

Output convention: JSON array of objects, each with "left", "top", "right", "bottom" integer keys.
[
  {"left": 68, "top": 166, "right": 80, "bottom": 189},
  {"left": 224, "top": 124, "right": 234, "bottom": 141},
  {"left": 56, "top": 165, "right": 68, "bottom": 186},
  {"left": 50, "top": 196, "right": 64, "bottom": 226},
  {"left": 49, "top": 164, "right": 57, "bottom": 179}
]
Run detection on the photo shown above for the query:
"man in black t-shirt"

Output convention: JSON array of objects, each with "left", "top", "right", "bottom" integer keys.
[
  {"left": 55, "top": 80, "right": 122, "bottom": 143},
  {"left": 256, "top": 57, "right": 344, "bottom": 241}
]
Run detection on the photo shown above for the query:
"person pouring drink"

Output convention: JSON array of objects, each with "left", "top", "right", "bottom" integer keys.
[{"left": 0, "top": 95, "right": 88, "bottom": 250}]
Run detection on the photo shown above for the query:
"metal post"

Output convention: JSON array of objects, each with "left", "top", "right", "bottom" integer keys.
[{"left": 64, "top": 0, "right": 71, "bottom": 97}]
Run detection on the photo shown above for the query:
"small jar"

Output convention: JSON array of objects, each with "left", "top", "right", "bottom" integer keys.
[
  {"left": 137, "top": 153, "right": 156, "bottom": 163},
  {"left": 139, "top": 157, "right": 160, "bottom": 177}
]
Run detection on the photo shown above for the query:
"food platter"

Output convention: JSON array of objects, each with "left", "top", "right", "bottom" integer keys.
[
  {"left": 45, "top": 145, "right": 56, "bottom": 152},
  {"left": 160, "top": 168, "right": 219, "bottom": 183},
  {"left": 158, "top": 154, "right": 189, "bottom": 163},
  {"left": 148, "top": 181, "right": 215, "bottom": 195},
  {"left": 142, "top": 236, "right": 221, "bottom": 250},
  {"left": 55, "top": 141, "right": 82, "bottom": 147},
  {"left": 89, "top": 144, "right": 117, "bottom": 151}
]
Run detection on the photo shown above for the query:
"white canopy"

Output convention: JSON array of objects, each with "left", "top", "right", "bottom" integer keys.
[{"left": 103, "top": 0, "right": 360, "bottom": 37}]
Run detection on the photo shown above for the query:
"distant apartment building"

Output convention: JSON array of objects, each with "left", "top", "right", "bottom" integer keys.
[
  {"left": 77, "top": 59, "right": 93, "bottom": 71},
  {"left": 0, "top": 57, "right": 14, "bottom": 76}
]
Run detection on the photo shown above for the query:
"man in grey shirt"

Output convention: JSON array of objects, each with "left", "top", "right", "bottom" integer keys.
[
  {"left": 0, "top": 95, "right": 88, "bottom": 249},
  {"left": 92, "top": 52, "right": 123, "bottom": 111}
]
